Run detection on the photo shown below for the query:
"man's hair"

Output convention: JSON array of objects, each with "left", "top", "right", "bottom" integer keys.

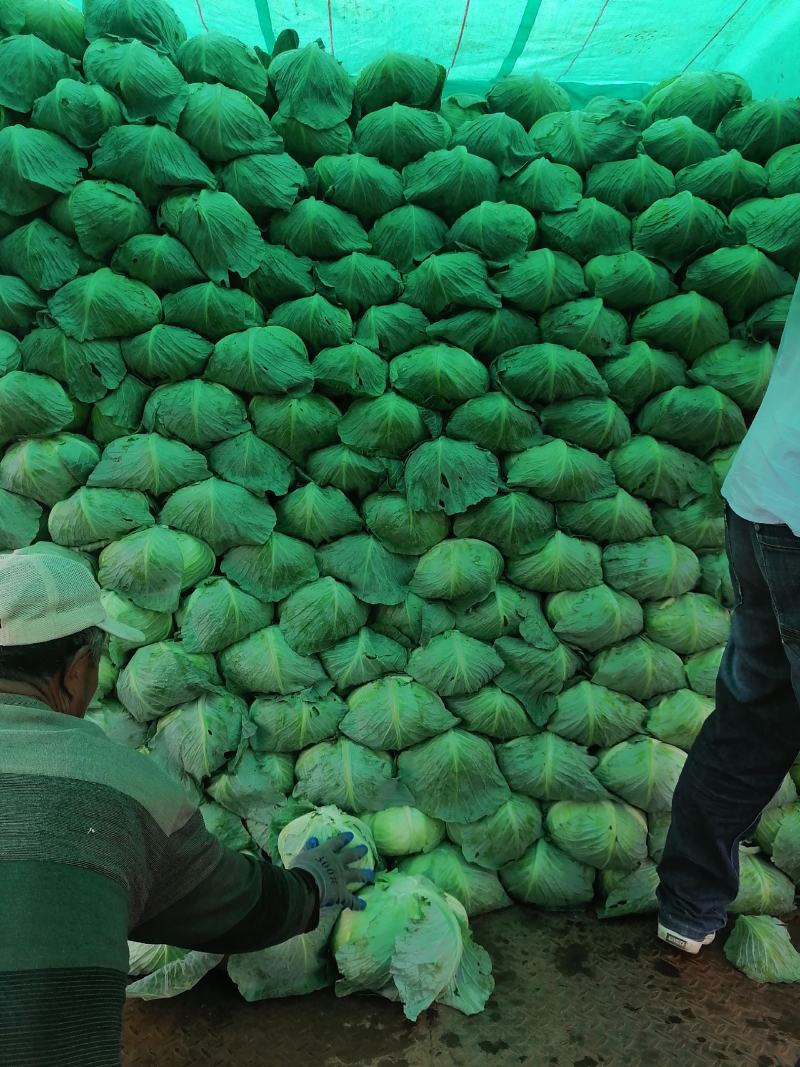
[{"left": 0, "top": 627, "right": 106, "bottom": 684}]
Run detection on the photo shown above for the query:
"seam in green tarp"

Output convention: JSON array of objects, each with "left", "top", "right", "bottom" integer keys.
[
  {"left": 447, "top": 0, "right": 473, "bottom": 75},
  {"left": 327, "top": 0, "right": 335, "bottom": 55},
  {"left": 494, "top": 0, "right": 545, "bottom": 81},
  {"left": 559, "top": 0, "right": 611, "bottom": 81},
  {"left": 682, "top": 0, "right": 751, "bottom": 70},
  {"left": 193, "top": 0, "right": 209, "bottom": 30},
  {"left": 254, "top": 0, "right": 275, "bottom": 51}
]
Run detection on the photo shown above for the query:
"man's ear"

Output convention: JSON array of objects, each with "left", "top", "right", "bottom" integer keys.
[{"left": 62, "top": 645, "right": 95, "bottom": 710}]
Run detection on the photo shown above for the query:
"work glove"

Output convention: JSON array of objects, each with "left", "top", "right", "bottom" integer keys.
[{"left": 289, "top": 831, "right": 373, "bottom": 911}]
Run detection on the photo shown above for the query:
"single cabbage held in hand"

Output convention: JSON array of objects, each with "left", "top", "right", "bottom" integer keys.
[
  {"left": 332, "top": 870, "right": 494, "bottom": 1021},
  {"left": 278, "top": 805, "right": 379, "bottom": 882}
]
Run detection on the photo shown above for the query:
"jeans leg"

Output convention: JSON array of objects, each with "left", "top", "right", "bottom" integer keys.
[{"left": 657, "top": 507, "right": 800, "bottom": 939}]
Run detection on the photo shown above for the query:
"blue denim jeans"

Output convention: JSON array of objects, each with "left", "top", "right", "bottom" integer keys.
[{"left": 657, "top": 505, "right": 800, "bottom": 939}]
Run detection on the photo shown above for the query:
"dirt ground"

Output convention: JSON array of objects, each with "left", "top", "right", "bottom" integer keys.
[{"left": 123, "top": 907, "right": 800, "bottom": 1067}]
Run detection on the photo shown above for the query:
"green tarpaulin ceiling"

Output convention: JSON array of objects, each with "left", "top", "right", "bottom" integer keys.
[{"left": 67, "top": 0, "right": 800, "bottom": 102}]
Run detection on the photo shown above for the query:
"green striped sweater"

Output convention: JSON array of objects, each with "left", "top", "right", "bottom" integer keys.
[{"left": 0, "top": 694, "right": 318, "bottom": 1067}]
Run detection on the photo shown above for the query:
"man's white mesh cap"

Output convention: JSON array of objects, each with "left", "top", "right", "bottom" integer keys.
[{"left": 0, "top": 551, "right": 145, "bottom": 647}]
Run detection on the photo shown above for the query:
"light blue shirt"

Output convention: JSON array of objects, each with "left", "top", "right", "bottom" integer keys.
[{"left": 724, "top": 275, "right": 800, "bottom": 534}]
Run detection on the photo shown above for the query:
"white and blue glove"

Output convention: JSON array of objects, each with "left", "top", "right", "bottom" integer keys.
[{"left": 289, "top": 831, "right": 373, "bottom": 911}]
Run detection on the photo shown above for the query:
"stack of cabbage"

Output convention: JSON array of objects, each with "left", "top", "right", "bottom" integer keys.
[{"left": 2, "top": 0, "right": 800, "bottom": 1006}]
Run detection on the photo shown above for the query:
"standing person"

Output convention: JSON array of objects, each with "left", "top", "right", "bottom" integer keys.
[
  {"left": 658, "top": 276, "right": 800, "bottom": 954},
  {"left": 0, "top": 551, "right": 372, "bottom": 1066}
]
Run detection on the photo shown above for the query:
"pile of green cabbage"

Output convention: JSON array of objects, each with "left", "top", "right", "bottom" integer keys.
[{"left": 1, "top": 0, "right": 798, "bottom": 1007}]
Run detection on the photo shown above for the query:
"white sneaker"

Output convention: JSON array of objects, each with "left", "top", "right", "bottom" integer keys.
[{"left": 658, "top": 923, "right": 716, "bottom": 955}]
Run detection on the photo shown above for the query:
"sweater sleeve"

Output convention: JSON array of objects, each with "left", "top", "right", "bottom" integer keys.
[{"left": 129, "top": 809, "right": 320, "bottom": 953}]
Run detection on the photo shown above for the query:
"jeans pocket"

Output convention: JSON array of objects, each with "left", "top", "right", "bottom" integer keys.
[
  {"left": 757, "top": 533, "right": 800, "bottom": 553},
  {"left": 755, "top": 528, "right": 800, "bottom": 642}
]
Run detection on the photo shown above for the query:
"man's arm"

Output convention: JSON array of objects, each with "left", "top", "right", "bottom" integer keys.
[{"left": 129, "top": 809, "right": 320, "bottom": 953}]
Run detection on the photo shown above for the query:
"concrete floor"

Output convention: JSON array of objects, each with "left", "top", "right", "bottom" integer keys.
[{"left": 123, "top": 907, "right": 800, "bottom": 1067}]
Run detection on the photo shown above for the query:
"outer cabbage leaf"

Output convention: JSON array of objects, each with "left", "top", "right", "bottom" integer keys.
[
  {"left": 148, "top": 691, "right": 245, "bottom": 784},
  {"left": 316, "top": 534, "right": 415, "bottom": 607},
  {"left": 356, "top": 51, "right": 444, "bottom": 113},
  {"left": 340, "top": 674, "right": 457, "bottom": 751},
  {"left": 407, "top": 631, "right": 504, "bottom": 697},
  {"left": 220, "top": 153, "right": 306, "bottom": 224},
  {"left": 730, "top": 847, "right": 796, "bottom": 916},
  {"left": 49, "top": 268, "right": 161, "bottom": 343},
  {"left": 49, "top": 486, "right": 153, "bottom": 550},
  {"left": 500, "top": 839, "right": 595, "bottom": 908},
  {"left": 274, "top": 484, "right": 361, "bottom": 547},
  {"left": 446, "top": 686, "right": 536, "bottom": 740},
  {"left": 546, "top": 800, "right": 648, "bottom": 870},
  {"left": 546, "top": 585, "right": 643, "bottom": 652},
  {"left": 250, "top": 690, "right": 346, "bottom": 754},
  {"left": 411, "top": 539, "right": 503, "bottom": 604},
  {"left": 505, "top": 440, "right": 615, "bottom": 503},
  {"left": 644, "top": 593, "right": 730, "bottom": 655},
  {"left": 453, "top": 494, "right": 553, "bottom": 559},
  {"left": 724, "top": 916, "right": 800, "bottom": 983},
  {"left": 176, "top": 32, "right": 268, "bottom": 103},
  {"left": 228, "top": 910, "right": 337, "bottom": 1000},
  {"left": 178, "top": 81, "right": 280, "bottom": 162},
  {"left": 496, "top": 733, "right": 607, "bottom": 802},
  {"left": 320, "top": 627, "right": 408, "bottom": 692},
  {"left": 178, "top": 577, "right": 272, "bottom": 654},
  {"left": 595, "top": 736, "right": 687, "bottom": 812},
  {"left": 91, "top": 124, "right": 215, "bottom": 208},
  {"left": 83, "top": 39, "right": 187, "bottom": 128},
  {"left": 144, "top": 380, "right": 248, "bottom": 448},
  {"left": 609, "top": 436, "right": 711, "bottom": 507},
  {"left": 398, "top": 728, "right": 510, "bottom": 822},
  {"left": 358, "top": 106, "right": 450, "bottom": 170},
  {"left": 126, "top": 943, "right": 222, "bottom": 1001},
  {"left": 21, "top": 328, "right": 126, "bottom": 404},
  {"left": 294, "top": 737, "right": 413, "bottom": 813},
  {"left": 447, "top": 794, "right": 542, "bottom": 870},
  {"left": 646, "top": 689, "right": 713, "bottom": 751},
  {"left": 1, "top": 433, "right": 99, "bottom": 506},
  {"left": 591, "top": 636, "right": 686, "bottom": 701},
  {"left": 549, "top": 681, "right": 647, "bottom": 747},
  {"left": 0, "top": 219, "right": 80, "bottom": 292},
  {"left": 279, "top": 577, "right": 368, "bottom": 654},
  {"left": 338, "top": 392, "right": 428, "bottom": 458},
  {"left": 86, "top": 698, "right": 148, "bottom": 749},
  {"left": 399, "top": 843, "right": 511, "bottom": 917},
  {"left": 270, "top": 45, "right": 353, "bottom": 130},
  {"left": 117, "top": 641, "right": 218, "bottom": 723},
  {"left": 602, "top": 537, "right": 701, "bottom": 601},
  {"left": 222, "top": 534, "right": 319, "bottom": 603},
  {"left": 278, "top": 806, "right": 378, "bottom": 873},
  {"left": 158, "top": 189, "right": 262, "bottom": 285},
  {"left": 0, "top": 33, "right": 78, "bottom": 113},
  {"left": 597, "top": 861, "right": 660, "bottom": 919},
  {"left": 219, "top": 626, "right": 327, "bottom": 696},
  {"left": 270, "top": 198, "right": 370, "bottom": 260},
  {"left": 506, "top": 532, "right": 603, "bottom": 594},
  {"left": 208, "top": 749, "right": 295, "bottom": 824},
  {"left": 160, "top": 477, "right": 276, "bottom": 555},
  {"left": 404, "top": 437, "right": 499, "bottom": 516},
  {"left": 0, "top": 125, "right": 86, "bottom": 216}
]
